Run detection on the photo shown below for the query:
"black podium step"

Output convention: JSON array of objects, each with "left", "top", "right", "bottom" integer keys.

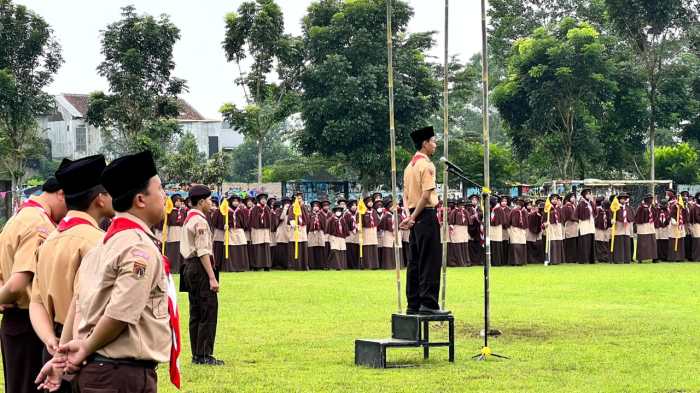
[{"left": 355, "top": 313, "right": 456, "bottom": 368}]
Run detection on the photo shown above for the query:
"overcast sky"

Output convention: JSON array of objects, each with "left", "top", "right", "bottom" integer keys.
[{"left": 17, "top": 0, "right": 484, "bottom": 119}]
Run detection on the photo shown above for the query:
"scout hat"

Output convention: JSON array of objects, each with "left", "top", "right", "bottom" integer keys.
[{"left": 55, "top": 154, "right": 107, "bottom": 198}]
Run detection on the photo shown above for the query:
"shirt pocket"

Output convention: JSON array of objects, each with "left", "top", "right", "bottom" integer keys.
[{"left": 151, "top": 278, "right": 169, "bottom": 320}]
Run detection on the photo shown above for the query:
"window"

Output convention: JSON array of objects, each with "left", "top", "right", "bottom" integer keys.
[
  {"left": 208, "top": 136, "right": 219, "bottom": 158},
  {"left": 75, "top": 126, "right": 87, "bottom": 153}
]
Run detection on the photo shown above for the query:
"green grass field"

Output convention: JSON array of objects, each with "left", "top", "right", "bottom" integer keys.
[{"left": 4, "top": 263, "right": 700, "bottom": 392}]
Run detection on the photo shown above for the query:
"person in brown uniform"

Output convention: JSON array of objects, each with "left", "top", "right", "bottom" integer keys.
[
  {"left": 378, "top": 198, "right": 400, "bottom": 270},
  {"left": 635, "top": 194, "right": 658, "bottom": 262},
  {"left": 562, "top": 193, "right": 579, "bottom": 263},
  {"left": 526, "top": 200, "right": 545, "bottom": 264},
  {"left": 288, "top": 192, "right": 311, "bottom": 270},
  {"left": 690, "top": 193, "right": 700, "bottom": 261},
  {"left": 57, "top": 151, "right": 174, "bottom": 391},
  {"left": 612, "top": 193, "right": 634, "bottom": 264},
  {"left": 489, "top": 196, "right": 508, "bottom": 266},
  {"left": 226, "top": 195, "right": 250, "bottom": 272},
  {"left": 249, "top": 193, "right": 273, "bottom": 271},
  {"left": 467, "top": 195, "right": 484, "bottom": 266},
  {"left": 164, "top": 194, "right": 186, "bottom": 273},
  {"left": 545, "top": 194, "right": 565, "bottom": 265},
  {"left": 654, "top": 199, "right": 670, "bottom": 262},
  {"left": 447, "top": 199, "right": 470, "bottom": 267},
  {"left": 344, "top": 200, "right": 360, "bottom": 269},
  {"left": 594, "top": 198, "right": 612, "bottom": 263},
  {"left": 29, "top": 155, "right": 114, "bottom": 393},
  {"left": 666, "top": 190, "right": 687, "bottom": 261},
  {"left": 181, "top": 185, "right": 224, "bottom": 365},
  {"left": 576, "top": 189, "right": 596, "bottom": 264},
  {"left": 0, "top": 177, "right": 67, "bottom": 393},
  {"left": 326, "top": 205, "right": 348, "bottom": 270},
  {"left": 399, "top": 126, "right": 449, "bottom": 315},
  {"left": 360, "top": 196, "right": 380, "bottom": 269},
  {"left": 508, "top": 198, "right": 528, "bottom": 266},
  {"left": 272, "top": 198, "right": 291, "bottom": 269},
  {"left": 308, "top": 201, "right": 327, "bottom": 269}
]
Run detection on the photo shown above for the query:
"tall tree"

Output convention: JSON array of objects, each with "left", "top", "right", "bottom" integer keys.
[
  {"left": 493, "top": 18, "right": 616, "bottom": 179},
  {"left": 161, "top": 133, "right": 204, "bottom": 184},
  {"left": 86, "top": 5, "right": 187, "bottom": 162},
  {"left": 294, "top": 0, "right": 440, "bottom": 185},
  {"left": 605, "top": 0, "right": 699, "bottom": 189},
  {"left": 222, "top": 0, "right": 297, "bottom": 186},
  {"left": 0, "top": 0, "right": 62, "bottom": 207}
]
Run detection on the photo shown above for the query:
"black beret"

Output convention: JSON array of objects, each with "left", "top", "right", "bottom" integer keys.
[
  {"left": 189, "top": 185, "right": 212, "bottom": 200},
  {"left": 410, "top": 126, "right": 435, "bottom": 146},
  {"left": 55, "top": 154, "right": 107, "bottom": 198},
  {"left": 101, "top": 151, "right": 157, "bottom": 199},
  {"left": 256, "top": 193, "right": 268, "bottom": 201},
  {"left": 42, "top": 177, "right": 62, "bottom": 193},
  {"left": 332, "top": 206, "right": 344, "bottom": 213}
]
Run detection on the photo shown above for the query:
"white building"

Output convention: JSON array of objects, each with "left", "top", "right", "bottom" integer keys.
[{"left": 39, "top": 93, "right": 243, "bottom": 160}]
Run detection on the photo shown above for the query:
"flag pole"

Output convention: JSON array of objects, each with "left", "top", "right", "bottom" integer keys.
[
  {"left": 440, "top": 0, "right": 450, "bottom": 312},
  {"left": 386, "top": 0, "right": 402, "bottom": 314}
]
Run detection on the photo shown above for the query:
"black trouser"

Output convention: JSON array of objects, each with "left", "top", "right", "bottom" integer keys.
[
  {"left": 183, "top": 257, "right": 218, "bottom": 358},
  {"left": 407, "top": 208, "right": 441, "bottom": 311},
  {"left": 0, "top": 308, "right": 44, "bottom": 393}
]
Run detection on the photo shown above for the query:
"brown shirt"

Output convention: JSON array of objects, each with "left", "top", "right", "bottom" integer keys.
[
  {"left": 75, "top": 212, "right": 170, "bottom": 362},
  {"left": 31, "top": 211, "right": 103, "bottom": 324},
  {"left": 0, "top": 197, "right": 56, "bottom": 309},
  {"left": 402, "top": 153, "right": 438, "bottom": 209},
  {"left": 180, "top": 209, "right": 213, "bottom": 259}
]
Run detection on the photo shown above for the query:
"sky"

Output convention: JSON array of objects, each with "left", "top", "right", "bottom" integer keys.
[{"left": 17, "top": 0, "right": 484, "bottom": 119}]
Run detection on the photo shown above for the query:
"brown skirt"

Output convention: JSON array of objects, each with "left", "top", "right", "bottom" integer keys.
[
  {"left": 548, "top": 240, "right": 564, "bottom": 265},
  {"left": 667, "top": 238, "right": 686, "bottom": 261},
  {"left": 656, "top": 239, "right": 668, "bottom": 262},
  {"left": 447, "top": 243, "right": 469, "bottom": 267},
  {"left": 328, "top": 250, "right": 347, "bottom": 270},
  {"left": 250, "top": 243, "right": 271, "bottom": 269},
  {"left": 490, "top": 241, "right": 506, "bottom": 266},
  {"left": 346, "top": 243, "right": 361, "bottom": 269},
  {"left": 379, "top": 247, "right": 396, "bottom": 269},
  {"left": 527, "top": 240, "right": 544, "bottom": 264},
  {"left": 577, "top": 234, "right": 595, "bottom": 264},
  {"left": 595, "top": 241, "right": 610, "bottom": 263},
  {"left": 288, "top": 241, "right": 310, "bottom": 270},
  {"left": 469, "top": 241, "right": 483, "bottom": 266},
  {"left": 508, "top": 243, "right": 527, "bottom": 266},
  {"left": 308, "top": 246, "right": 327, "bottom": 270},
  {"left": 361, "top": 245, "right": 380, "bottom": 269},
  {"left": 636, "top": 234, "right": 657, "bottom": 262},
  {"left": 564, "top": 237, "right": 578, "bottom": 263},
  {"left": 222, "top": 244, "right": 250, "bottom": 272},
  {"left": 272, "top": 243, "right": 289, "bottom": 270},
  {"left": 612, "top": 236, "right": 632, "bottom": 263},
  {"left": 164, "top": 242, "right": 182, "bottom": 273}
]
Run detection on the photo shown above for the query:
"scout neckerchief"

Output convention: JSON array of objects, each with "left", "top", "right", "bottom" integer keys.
[
  {"left": 410, "top": 153, "right": 427, "bottom": 166},
  {"left": 104, "top": 217, "right": 182, "bottom": 389},
  {"left": 20, "top": 199, "right": 56, "bottom": 226},
  {"left": 184, "top": 209, "right": 206, "bottom": 225},
  {"left": 57, "top": 216, "right": 94, "bottom": 232}
]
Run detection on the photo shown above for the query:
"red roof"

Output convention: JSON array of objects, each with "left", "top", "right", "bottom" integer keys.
[{"left": 60, "top": 94, "right": 206, "bottom": 121}]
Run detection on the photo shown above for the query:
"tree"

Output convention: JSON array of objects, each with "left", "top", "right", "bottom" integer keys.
[
  {"left": 201, "top": 151, "right": 234, "bottom": 191},
  {"left": 446, "top": 140, "right": 518, "bottom": 191},
  {"left": 161, "top": 133, "right": 205, "bottom": 184},
  {"left": 294, "top": 0, "right": 441, "bottom": 186},
  {"left": 86, "top": 6, "right": 187, "bottom": 162},
  {"left": 0, "top": 0, "right": 62, "bottom": 207},
  {"left": 493, "top": 18, "right": 616, "bottom": 179},
  {"left": 605, "top": 0, "right": 699, "bottom": 189},
  {"left": 654, "top": 143, "right": 700, "bottom": 185},
  {"left": 222, "top": 0, "right": 297, "bottom": 186}
]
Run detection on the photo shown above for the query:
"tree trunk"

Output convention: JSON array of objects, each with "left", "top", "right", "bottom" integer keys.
[{"left": 257, "top": 138, "right": 263, "bottom": 187}]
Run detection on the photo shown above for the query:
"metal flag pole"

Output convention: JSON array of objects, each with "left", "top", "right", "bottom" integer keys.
[
  {"left": 440, "top": 0, "right": 450, "bottom": 312},
  {"left": 473, "top": 0, "right": 508, "bottom": 361},
  {"left": 386, "top": 0, "right": 402, "bottom": 314}
]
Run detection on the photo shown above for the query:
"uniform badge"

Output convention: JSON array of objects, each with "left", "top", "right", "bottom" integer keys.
[{"left": 133, "top": 261, "right": 147, "bottom": 279}]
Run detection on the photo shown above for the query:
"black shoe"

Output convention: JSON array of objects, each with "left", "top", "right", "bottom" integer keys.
[
  {"left": 418, "top": 305, "right": 452, "bottom": 316},
  {"left": 192, "top": 356, "right": 203, "bottom": 364},
  {"left": 405, "top": 309, "right": 420, "bottom": 315},
  {"left": 200, "top": 355, "right": 225, "bottom": 366}
]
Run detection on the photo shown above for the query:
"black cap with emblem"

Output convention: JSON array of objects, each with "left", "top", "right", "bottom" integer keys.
[
  {"left": 189, "top": 185, "right": 212, "bottom": 206},
  {"left": 55, "top": 154, "right": 107, "bottom": 199},
  {"left": 410, "top": 126, "right": 435, "bottom": 149}
]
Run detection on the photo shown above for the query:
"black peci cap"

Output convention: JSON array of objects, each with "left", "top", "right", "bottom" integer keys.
[
  {"left": 42, "top": 177, "right": 62, "bottom": 193},
  {"left": 101, "top": 151, "right": 157, "bottom": 200},
  {"left": 55, "top": 154, "right": 107, "bottom": 198},
  {"left": 410, "top": 126, "right": 435, "bottom": 146}
]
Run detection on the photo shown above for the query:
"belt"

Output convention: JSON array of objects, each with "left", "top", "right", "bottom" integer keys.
[{"left": 89, "top": 354, "right": 158, "bottom": 369}]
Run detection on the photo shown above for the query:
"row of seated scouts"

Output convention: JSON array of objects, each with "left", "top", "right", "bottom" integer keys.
[{"left": 155, "top": 187, "right": 700, "bottom": 274}]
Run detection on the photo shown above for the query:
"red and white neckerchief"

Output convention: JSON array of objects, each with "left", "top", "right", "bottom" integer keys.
[
  {"left": 184, "top": 210, "right": 206, "bottom": 225},
  {"left": 57, "top": 216, "right": 94, "bottom": 232},
  {"left": 104, "top": 217, "right": 181, "bottom": 388},
  {"left": 232, "top": 207, "right": 238, "bottom": 228},
  {"left": 368, "top": 211, "right": 375, "bottom": 227},
  {"left": 517, "top": 207, "right": 525, "bottom": 227},
  {"left": 19, "top": 199, "right": 55, "bottom": 225},
  {"left": 337, "top": 216, "right": 343, "bottom": 234},
  {"left": 410, "top": 153, "right": 427, "bottom": 166},
  {"left": 259, "top": 204, "right": 266, "bottom": 225},
  {"left": 658, "top": 211, "right": 667, "bottom": 227}
]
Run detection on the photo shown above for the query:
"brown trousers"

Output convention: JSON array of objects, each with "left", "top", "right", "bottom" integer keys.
[
  {"left": 183, "top": 257, "right": 219, "bottom": 358},
  {"left": 75, "top": 362, "right": 157, "bottom": 393},
  {"left": 0, "top": 308, "right": 44, "bottom": 393}
]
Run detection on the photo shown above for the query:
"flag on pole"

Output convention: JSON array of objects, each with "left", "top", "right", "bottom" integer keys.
[
  {"left": 293, "top": 198, "right": 302, "bottom": 259},
  {"left": 161, "top": 198, "right": 174, "bottom": 255},
  {"left": 358, "top": 198, "right": 367, "bottom": 258},
  {"left": 163, "top": 257, "right": 181, "bottom": 389},
  {"left": 220, "top": 199, "right": 230, "bottom": 259},
  {"left": 610, "top": 196, "right": 621, "bottom": 252}
]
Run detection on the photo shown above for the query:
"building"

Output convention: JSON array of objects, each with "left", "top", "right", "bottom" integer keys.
[{"left": 38, "top": 93, "right": 243, "bottom": 160}]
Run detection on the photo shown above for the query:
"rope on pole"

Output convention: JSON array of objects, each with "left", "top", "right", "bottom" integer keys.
[
  {"left": 386, "top": 0, "right": 402, "bottom": 315},
  {"left": 440, "top": 0, "right": 450, "bottom": 311}
]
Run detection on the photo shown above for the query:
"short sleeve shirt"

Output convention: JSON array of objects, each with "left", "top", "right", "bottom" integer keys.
[
  {"left": 75, "top": 212, "right": 169, "bottom": 362},
  {"left": 403, "top": 153, "right": 439, "bottom": 209},
  {"left": 0, "top": 197, "right": 56, "bottom": 309},
  {"left": 180, "top": 210, "right": 213, "bottom": 259}
]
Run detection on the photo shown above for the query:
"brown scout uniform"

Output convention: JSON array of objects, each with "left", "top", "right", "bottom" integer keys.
[
  {"left": 74, "top": 212, "right": 169, "bottom": 392},
  {"left": 0, "top": 197, "right": 56, "bottom": 393}
]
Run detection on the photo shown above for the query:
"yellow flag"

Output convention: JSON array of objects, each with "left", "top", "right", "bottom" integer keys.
[
  {"left": 358, "top": 199, "right": 367, "bottom": 215},
  {"left": 610, "top": 196, "right": 620, "bottom": 252},
  {"left": 161, "top": 197, "right": 174, "bottom": 254},
  {"left": 678, "top": 195, "right": 686, "bottom": 209},
  {"left": 610, "top": 196, "right": 621, "bottom": 213},
  {"left": 220, "top": 199, "right": 230, "bottom": 259},
  {"left": 293, "top": 198, "right": 301, "bottom": 259},
  {"left": 544, "top": 196, "right": 552, "bottom": 213}
]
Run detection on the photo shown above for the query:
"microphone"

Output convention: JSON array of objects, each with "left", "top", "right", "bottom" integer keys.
[{"left": 439, "top": 157, "right": 465, "bottom": 174}]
